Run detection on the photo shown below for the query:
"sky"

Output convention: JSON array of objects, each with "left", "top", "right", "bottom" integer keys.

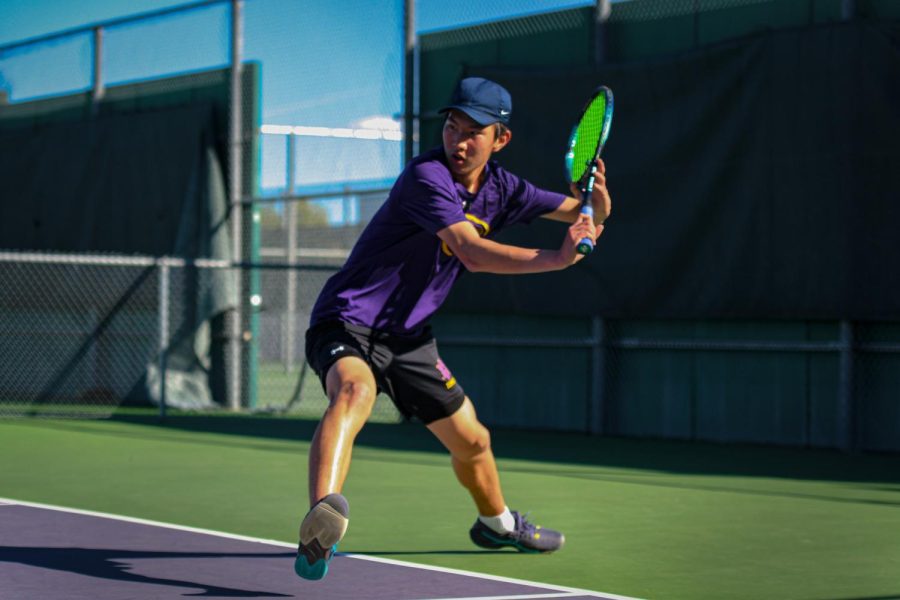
[
  {"left": 0, "top": 0, "right": 596, "bottom": 208},
  {"left": 0, "top": 0, "right": 597, "bottom": 46}
]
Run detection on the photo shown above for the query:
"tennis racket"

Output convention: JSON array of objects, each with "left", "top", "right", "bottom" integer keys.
[{"left": 565, "top": 86, "right": 614, "bottom": 255}]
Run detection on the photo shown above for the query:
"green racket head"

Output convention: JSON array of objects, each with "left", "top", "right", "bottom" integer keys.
[{"left": 565, "top": 87, "right": 614, "bottom": 184}]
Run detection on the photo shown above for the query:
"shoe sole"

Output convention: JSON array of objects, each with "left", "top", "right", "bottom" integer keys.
[
  {"left": 295, "top": 494, "right": 350, "bottom": 580},
  {"left": 294, "top": 542, "right": 337, "bottom": 580}
]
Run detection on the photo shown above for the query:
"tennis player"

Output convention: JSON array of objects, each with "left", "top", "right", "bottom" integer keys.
[{"left": 295, "top": 77, "right": 611, "bottom": 580}]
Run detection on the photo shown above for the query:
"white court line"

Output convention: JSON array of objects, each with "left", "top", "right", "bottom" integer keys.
[
  {"left": 0, "top": 497, "right": 642, "bottom": 600},
  {"left": 345, "top": 553, "right": 639, "bottom": 599},
  {"left": 411, "top": 594, "right": 580, "bottom": 600},
  {"left": 413, "top": 594, "right": 579, "bottom": 600}
]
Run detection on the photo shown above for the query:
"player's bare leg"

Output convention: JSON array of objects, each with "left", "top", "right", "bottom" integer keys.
[
  {"left": 427, "top": 397, "right": 506, "bottom": 516},
  {"left": 295, "top": 356, "right": 376, "bottom": 580},
  {"left": 308, "top": 356, "right": 378, "bottom": 505},
  {"left": 428, "top": 396, "right": 565, "bottom": 553}
]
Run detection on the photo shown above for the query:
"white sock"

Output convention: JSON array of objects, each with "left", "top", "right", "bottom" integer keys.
[{"left": 479, "top": 506, "right": 515, "bottom": 534}]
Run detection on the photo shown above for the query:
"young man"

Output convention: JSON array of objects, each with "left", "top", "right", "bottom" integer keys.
[{"left": 295, "top": 77, "right": 611, "bottom": 580}]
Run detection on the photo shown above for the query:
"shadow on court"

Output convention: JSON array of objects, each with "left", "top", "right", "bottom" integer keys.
[
  {"left": 0, "top": 546, "right": 294, "bottom": 597},
  {"left": 98, "top": 412, "right": 900, "bottom": 488},
  {"left": 0, "top": 504, "right": 604, "bottom": 600},
  {"left": 20, "top": 412, "right": 900, "bottom": 501},
  {"left": 819, "top": 596, "right": 900, "bottom": 600}
]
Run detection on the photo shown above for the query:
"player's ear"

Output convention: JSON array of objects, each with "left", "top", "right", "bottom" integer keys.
[{"left": 492, "top": 124, "right": 511, "bottom": 152}]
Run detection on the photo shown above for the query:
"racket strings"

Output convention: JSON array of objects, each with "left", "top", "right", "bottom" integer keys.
[{"left": 569, "top": 95, "right": 608, "bottom": 183}]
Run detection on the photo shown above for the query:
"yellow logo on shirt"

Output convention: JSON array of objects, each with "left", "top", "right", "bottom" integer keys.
[{"left": 441, "top": 213, "right": 491, "bottom": 257}]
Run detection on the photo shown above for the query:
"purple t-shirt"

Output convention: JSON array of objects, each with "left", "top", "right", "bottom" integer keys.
[{"left": 310, "top": 147, "right": 566, "bottom": 335}]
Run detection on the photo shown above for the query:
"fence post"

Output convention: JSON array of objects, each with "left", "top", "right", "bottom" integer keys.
[
  {"left": 284, "top": 132, "right": 298, "bottom": 372},
  {"left": 403, "top": 0, "right": 416, "bottom": 165},
  {"left": 91, "top": 26, "right": 105, "bottom": 114},
  {"left": 592, "top": 0, "right": 611, "bottom": 66},
  {"left": 227, "top": 0, "right": 244, "bottom": 411},
  {"left": 838, "top": 320, "right": 855, "bottom": 452},
  {"left": 589, "top": 316, "right": 607, "bottom": 435},
  {"left": 692, "top": 0, "right": 700, "bottom": 47},
  {"left": 157, "top": 259, "right": 170, "bottom": 421},
  {"left": 841, "top": 0, "right": 856, "bottom": 20}
]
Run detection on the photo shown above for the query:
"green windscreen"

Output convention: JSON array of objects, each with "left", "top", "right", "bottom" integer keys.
[{"left": 565, "top": 92, "right": 609, "bottom": 183}]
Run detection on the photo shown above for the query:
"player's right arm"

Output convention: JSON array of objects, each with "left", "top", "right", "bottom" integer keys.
[{"left": 436, "top": 217, "right": 598, "bottom": 274}]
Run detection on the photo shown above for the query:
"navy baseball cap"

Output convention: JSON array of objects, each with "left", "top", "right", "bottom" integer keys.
[{"left": 439, "top": 77, "right": 512, "bottom": 126}]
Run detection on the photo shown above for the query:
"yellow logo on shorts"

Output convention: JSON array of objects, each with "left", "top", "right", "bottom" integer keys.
[{"left": 435, "top": 359, "right": 457, "bottom": 389}]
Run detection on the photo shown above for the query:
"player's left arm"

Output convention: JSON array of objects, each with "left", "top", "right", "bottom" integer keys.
[{"left": 542, "top": 158, "right": 611, "bottom": 225}]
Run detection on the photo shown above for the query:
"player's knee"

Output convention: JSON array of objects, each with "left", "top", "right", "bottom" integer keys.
[
  {"left": 458, "top": 425, "right": 492, "bottom": 462},
  {"left": 474, "top": 428, "right": 492, "bottom": 456},
  {"left": 328, "top": 379, "right": 376, "bottom": 418}
]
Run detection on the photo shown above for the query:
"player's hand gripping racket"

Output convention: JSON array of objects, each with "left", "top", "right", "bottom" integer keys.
[{"left": 565, "top": 86, "right": 614, "bottom": 255}]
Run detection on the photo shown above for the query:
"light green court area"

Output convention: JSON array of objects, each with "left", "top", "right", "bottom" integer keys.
[{"left": 1, "top": 413, "right": 899, "bottom": 600}]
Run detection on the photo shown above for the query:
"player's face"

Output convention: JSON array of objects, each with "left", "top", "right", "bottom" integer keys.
[{"left": 442, "top": 110, "right": 510, "bottom": 184}]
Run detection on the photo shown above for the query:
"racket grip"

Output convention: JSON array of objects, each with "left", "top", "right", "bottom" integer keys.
[{"left": 576, "top": 203, "right": 594, "bottom": 255}]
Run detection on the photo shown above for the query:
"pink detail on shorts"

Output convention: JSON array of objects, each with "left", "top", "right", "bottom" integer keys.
[{"left": 435, "top": 359, "right": 453, "bottom": 381}]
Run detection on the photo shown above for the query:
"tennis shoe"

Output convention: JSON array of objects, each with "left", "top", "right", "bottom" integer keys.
[
  {"left": 469, "top": 510, "right": 565, "bottom": 553},
  {"left": 294, "top": 493, "right": 349, "bottom": 580}
]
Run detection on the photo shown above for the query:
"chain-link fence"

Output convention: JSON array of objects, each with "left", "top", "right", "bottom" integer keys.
[
  {"left": 2, "top": 248, "right": 898, "bottom": 449},
  {"left": 0, "top": 253, "right": 234, "bottom": 418},
  {"left": 2, "top": 0, "right": 896, "bottom": 447},
  {"left": 0, "top": 0, "right": 408, "bottom": 422},
  {"left": 251, "top": 189, "right": 403, "bottom": 422},
  {"left": 0, "top": 254, "right": 160, "bottom": 418},
  {"left": 0, "top": 250, "right": 403, "bottom": 421}
]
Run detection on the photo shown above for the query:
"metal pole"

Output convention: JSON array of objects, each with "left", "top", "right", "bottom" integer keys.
[
  {"left": 593, "top": 0, "right": 611, "bottom": 67},
  {"left": 403, "top": 0, "right": 416, "bottom": 164},
  {"left": 158, "top": 260, "right": 170, "bottom": 421},
  {"left": 91, "top": 27, "right": 105, "bottom": 112},
  {"left": 284, "top": 133, "right": 298, "bottom": 372},
  {"left": 692, "top": 0, "right": 700, "bottom": 48},
  {"left": 343, "top": 185, "right": 352, "bottom": 225},
  {"left": 0, "top": 0, "right": 226, "bottom": 54},
  {"left": 838, "top": 320, "right": 855, "bottom": 452},
  {"left": 841, "top": 0, "right": 856, "bottom": 20},
  {"left": 227, "top": 0, "right": 244, "bottom": 411},
  {"left": 589, "top": 316, "right": 607, "bottom": 435}
]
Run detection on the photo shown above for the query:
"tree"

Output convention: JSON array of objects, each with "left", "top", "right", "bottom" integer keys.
[{"left": 258, "top": 201, "right": 329, "bottom": 230}]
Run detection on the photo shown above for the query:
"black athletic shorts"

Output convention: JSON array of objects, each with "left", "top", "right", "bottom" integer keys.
[{"left": 304, "top": 320, "right": 466, "bottom": 424}]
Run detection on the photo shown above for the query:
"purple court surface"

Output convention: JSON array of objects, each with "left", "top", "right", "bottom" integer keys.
[{"left": 0, "top": 498, "right": 637, "bottom": 600}]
